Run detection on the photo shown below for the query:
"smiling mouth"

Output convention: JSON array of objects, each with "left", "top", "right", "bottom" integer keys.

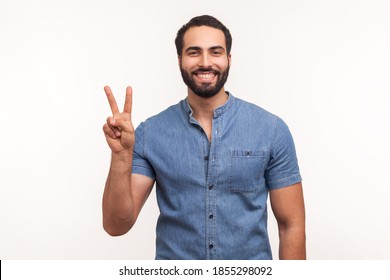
[{"left": 193, "top": 71, "right": 218, "bottom": 82}]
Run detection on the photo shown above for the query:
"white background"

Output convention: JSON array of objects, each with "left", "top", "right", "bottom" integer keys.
[{"left": 0, "top": 0, "right": 389, "bottom": 259}]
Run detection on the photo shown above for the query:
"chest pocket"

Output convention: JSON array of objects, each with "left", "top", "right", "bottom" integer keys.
[{"left": 229, "top": 149, "right": 267, "bottom": 193}]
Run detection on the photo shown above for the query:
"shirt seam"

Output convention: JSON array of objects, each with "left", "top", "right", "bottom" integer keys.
[{"left": 269, "top": 116, "right": 280, "bottom": 160}]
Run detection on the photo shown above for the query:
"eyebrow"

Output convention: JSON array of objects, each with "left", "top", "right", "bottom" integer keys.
[
  {"left": 209, "top": 46, "right": 225, "bottom": 51},
  {"left": 184, "top": 45, "right": 226, "bottom": 53}
]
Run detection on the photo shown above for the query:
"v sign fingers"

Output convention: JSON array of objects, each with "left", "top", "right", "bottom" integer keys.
[
  {"left": 104, "top": 85, "right": 120, "bottom": 115},
  {"left": 103, "top": 85, "right": 136, "bottom": 154}
]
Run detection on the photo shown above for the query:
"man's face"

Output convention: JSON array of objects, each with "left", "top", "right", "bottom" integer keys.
[{"left": 179, "top": 26, "right": 231, "bottom": 98}]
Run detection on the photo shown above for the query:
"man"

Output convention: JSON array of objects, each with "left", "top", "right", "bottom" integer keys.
[{"left": 102, "top": 15, "right": 306, "bottom": 260}]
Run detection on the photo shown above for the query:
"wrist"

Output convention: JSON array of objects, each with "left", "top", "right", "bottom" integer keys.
[{"left": 110, "top": 150, "right": 133, "bottom": 170}]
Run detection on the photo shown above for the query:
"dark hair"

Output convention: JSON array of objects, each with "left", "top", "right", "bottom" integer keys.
[{"left": 175, "top": 15, "right": 232, "bottom": 56}]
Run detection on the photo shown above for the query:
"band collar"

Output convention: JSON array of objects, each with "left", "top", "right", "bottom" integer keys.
[{"left": 183, "top": 92, "right": 235, "bottom": 119}]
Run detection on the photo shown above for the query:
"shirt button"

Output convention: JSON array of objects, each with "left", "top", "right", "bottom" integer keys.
[
  {"left": 209, "top": 243, "right": 214, "bottom": 249},
  {"left": 208, "top": 184, "right": 214, "bottom": 190},
  {"left": 204, "top": 156, "right": 209, "bottom": 161},
  {"left": 209, "top": 213, "right": 213, "bottom": 219}
]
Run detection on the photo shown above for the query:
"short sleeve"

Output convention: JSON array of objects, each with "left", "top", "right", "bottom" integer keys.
[
  {"left": 265, "top": 117, "right": 302, "bottom": 190},
  {"left": 132, "top": 122, "right": 156, "bottom": 179}
]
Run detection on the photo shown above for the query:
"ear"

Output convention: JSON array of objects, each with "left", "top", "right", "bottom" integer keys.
[
  {"left": 228, "top": 53, "right": 232, "bottom": 66},
  {"left": 178, "top": 55, "right": 181, "bottom": 66}
]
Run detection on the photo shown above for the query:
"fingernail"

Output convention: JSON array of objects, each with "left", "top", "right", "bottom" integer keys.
[
  {"left": 110, "top": 119, "right": 116, "bottom": 125},
  {"left": 115, "top": 131, "right": 121, "bottom": 137}
]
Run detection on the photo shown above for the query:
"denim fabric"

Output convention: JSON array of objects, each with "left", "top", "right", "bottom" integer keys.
[{"left": 132, "top": 93, "right": 302, "bottom": 260}]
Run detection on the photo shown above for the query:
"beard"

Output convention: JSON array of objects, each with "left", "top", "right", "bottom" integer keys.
[{"left": 180, "top": 64, "right": 230, "bottom": 98}]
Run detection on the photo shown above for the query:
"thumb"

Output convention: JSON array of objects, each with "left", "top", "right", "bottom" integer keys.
[{"left": 110, "top": 118, "right": 133, "bottom": 132}]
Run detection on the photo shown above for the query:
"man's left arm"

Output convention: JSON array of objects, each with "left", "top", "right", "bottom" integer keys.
[{"left": 269, "top": 182, "right": 306, "bottom": 260}]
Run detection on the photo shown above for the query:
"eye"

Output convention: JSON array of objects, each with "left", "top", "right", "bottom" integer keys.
[
  {"left": 211, "top": 50, "right": 223, "bottom": 56},
  {"left": 188, "top": 51, "right": 200, "bottom": 56}
]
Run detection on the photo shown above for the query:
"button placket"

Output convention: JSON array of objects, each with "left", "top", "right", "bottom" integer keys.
[{"left": 206, "top": 117, "right": 222, "bottom": 259}]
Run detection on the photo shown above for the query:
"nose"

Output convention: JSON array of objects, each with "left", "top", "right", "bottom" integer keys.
[{"left": 199, "top": 53, "right": 212, "bottom": 68}]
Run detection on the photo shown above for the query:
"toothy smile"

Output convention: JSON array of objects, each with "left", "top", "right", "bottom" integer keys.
[{"left": 194, "top": 71, "right": 218, "bottom": 81}]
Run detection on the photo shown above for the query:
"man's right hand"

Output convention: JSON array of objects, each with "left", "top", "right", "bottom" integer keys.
[{"left": 103, "top": 86, "right": 135, "bottom": 154}]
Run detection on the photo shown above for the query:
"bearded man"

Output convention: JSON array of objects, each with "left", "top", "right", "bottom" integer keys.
[{"left": 102, "top": 15, "right": 306, "bottom": 260}]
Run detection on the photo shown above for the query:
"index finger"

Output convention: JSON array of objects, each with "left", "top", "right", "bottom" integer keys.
[
  {"left": 104, "top": 86, "right": 120, "bottom": 115},
  {"left": 123, "top": 86, "right": 133, "bottom": 114}
]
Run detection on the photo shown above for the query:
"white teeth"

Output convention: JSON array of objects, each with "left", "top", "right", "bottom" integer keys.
[{"left": 198, "top": 73, "right": 215, "bottom": 79}]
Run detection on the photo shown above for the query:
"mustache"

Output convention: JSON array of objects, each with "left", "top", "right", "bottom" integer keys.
[{"left": 192, "top": 67, "right": 220, "bottom": 74}]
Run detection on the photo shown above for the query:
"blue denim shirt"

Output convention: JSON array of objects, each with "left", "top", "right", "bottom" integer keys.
[{"left": 132, "top": 93, "right": 302, "bottom": 260}]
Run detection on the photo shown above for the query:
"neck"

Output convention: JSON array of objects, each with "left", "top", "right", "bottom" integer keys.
[{"left": 187, "top": 88, "right": 229, "bottom": 120}]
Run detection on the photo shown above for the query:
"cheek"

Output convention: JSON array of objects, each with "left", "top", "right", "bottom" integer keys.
[
  {"left": 180, "top": 57, "right": 198, "bottom": 70},
  {"left": 215, "top": 57, "right": 229, "bottom": 69}
]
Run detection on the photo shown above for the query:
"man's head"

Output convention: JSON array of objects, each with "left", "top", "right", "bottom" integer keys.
[
  {"left": 175, "top": 15, "right": 232, "bottom": 57},
  {"left": 175, "top": 15, "right": 232, "bottom": 98}
]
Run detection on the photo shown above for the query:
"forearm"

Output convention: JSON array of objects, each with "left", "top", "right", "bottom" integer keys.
[
  {"left": 278, "top": 224, "right": 306, "bottom": 260},
  {"left": 102, "top": 151, "right": 134, "bottom": 236}
]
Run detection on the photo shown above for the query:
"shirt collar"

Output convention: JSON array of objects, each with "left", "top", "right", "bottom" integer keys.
[{"left": 183, "top": 92, "right": 235, "bottom": 119}]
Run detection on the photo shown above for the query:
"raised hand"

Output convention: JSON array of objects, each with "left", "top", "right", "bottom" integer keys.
[{"left": 103, "top": 86, "right": 135, "bottom": 154}]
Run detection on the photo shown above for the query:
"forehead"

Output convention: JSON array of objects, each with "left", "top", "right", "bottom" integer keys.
[{"left": 183, "top": 26, "right": 226, "bottom": 49}]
